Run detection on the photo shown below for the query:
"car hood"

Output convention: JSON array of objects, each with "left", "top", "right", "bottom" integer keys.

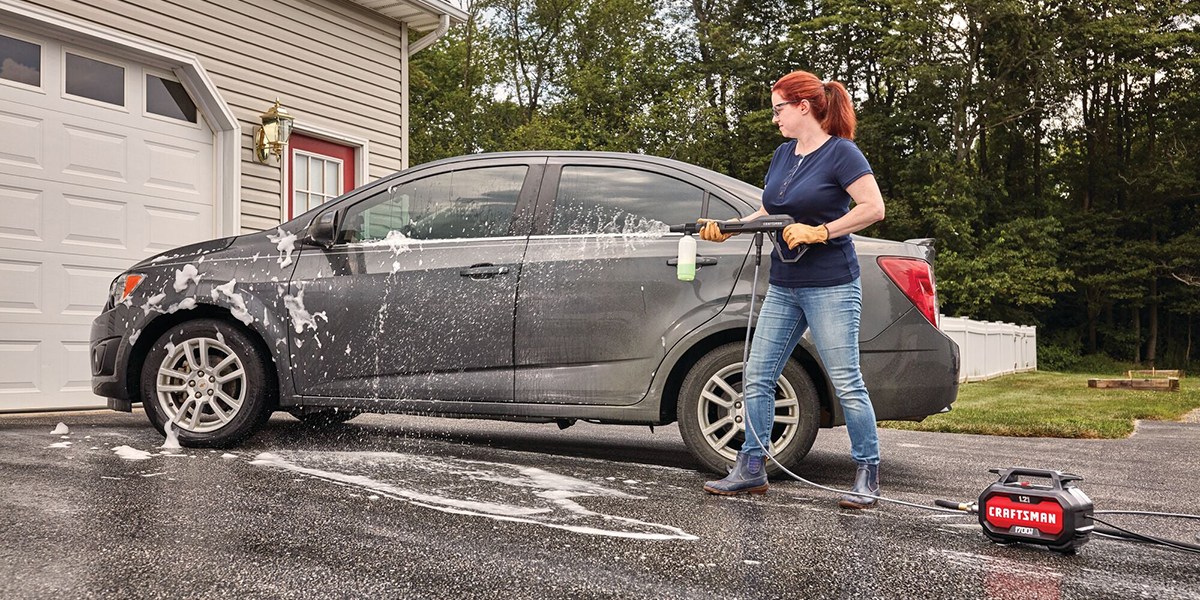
[{"left": 131, "top": 236, "right": 240, "bottom": 270}]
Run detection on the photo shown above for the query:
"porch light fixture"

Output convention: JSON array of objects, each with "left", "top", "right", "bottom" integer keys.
[{"left": 253, "top": 99, "right": 294, "bottom": 163}]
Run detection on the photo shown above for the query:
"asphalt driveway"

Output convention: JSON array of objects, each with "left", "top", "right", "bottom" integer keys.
[{"left": 1, "top": 409, "right": 1198, "bottom": 599}]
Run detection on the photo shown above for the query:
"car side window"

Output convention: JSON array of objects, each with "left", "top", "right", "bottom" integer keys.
[
  {"left": 707, "top": 197, "right": 742, "bottom": 221},
  {"left": 549, "top": 166, "right": 705, "bottom": 235},
  {"left": 338, "top": 166, "right": 528, "bottom": 243}
]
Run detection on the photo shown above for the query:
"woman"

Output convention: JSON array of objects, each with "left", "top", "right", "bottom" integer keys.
[{"left": 700, "top": 70, "right": 886, "bottom": 509}]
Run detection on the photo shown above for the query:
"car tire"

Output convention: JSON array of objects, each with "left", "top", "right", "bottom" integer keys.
[
  {"left": 288, "top": 408, "right": 361, "bottom": 427},
  {"left": 677, "top": 342, "right": 820, "bottom": 476},
  {"left": 139, "top": 318, "right": 272, "bottom": 448}
]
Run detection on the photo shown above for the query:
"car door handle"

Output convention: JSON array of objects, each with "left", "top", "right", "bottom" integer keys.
[
  {"left": 459, "top": 264, "right": 511, "bottom": 278},
  {"left": 666, "top": 256, "right": 719, "bottom": 267}
]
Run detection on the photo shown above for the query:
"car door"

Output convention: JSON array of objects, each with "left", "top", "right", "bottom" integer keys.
[
  {"left": 288, "top": 158, "right": 542, "bottom": 401},
  {"left": 514, "top": 157, "right": 751, "bottom": 405}
]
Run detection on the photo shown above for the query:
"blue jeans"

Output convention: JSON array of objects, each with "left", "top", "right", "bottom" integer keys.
[{"left": 741, "top": 279, "right": 880, "bottom": 465}]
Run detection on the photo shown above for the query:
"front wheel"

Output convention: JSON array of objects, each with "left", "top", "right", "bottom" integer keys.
[
  {"left": 139, "top": 319, "right": 273, "bottom": 448},
  {"left": 677, "top": 342, "right": 820, "bottom": 476}
]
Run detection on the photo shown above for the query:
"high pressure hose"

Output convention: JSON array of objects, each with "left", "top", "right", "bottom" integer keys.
[
  {"left": 736, "top": 232, "right": 965, "bottom": 515},
  {"left": 687, "top": 222, "right": 1200, "bottom": 553}
]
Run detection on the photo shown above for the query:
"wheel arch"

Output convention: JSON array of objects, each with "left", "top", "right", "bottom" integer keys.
[
  {"left": 127, "top": 305, "right": 281, "bottom": 412},
  {"left": 659, "top": 327, "right": 835, "bottom": 427}
]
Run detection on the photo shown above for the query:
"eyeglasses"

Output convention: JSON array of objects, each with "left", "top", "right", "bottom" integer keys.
[{"left": 771, "top": 100, "right": 803, "bottom": 117}]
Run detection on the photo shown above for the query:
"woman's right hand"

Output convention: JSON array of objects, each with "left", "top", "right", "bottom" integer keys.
[{"left": 698, "top": 218, "right": 737, "bottom": 243}]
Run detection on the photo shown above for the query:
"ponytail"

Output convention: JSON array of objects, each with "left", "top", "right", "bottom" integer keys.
[
  {"left": 822, "top": 80, "right": 856, "bottom": 140},
  {"left": 771, "top": 71, "right": 858, "bottom": 139}
]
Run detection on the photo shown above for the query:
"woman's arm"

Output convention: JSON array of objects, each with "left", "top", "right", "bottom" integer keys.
[
  {"left": 824, "top": 174, "right": 885, "bottom": 238},
  {"left": 741, "top": 206, "right": 769, "bottom": 221}
]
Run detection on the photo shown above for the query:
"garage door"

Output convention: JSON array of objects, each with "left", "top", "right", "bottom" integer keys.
[{"left": 0, "top": 29, "right": 214, "bottom": 411}]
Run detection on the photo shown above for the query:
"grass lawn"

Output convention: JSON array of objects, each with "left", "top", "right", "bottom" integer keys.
[{"left": 879, "top": 371, "right": 1200, "bottom": 439}]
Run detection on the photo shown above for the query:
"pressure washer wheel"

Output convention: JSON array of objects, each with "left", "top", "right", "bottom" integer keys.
[{"left": 677, "top": 342, "right": 820, "bottom": 476}]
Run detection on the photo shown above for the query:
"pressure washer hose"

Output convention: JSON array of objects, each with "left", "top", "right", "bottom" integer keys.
[
  {"left": 735, "top": 234, "right": 964, "bottom": 515},
  {"left": 732, "top": 231, "right": 1200, "bottom": 543},
  {"left": 665, "top": 220, "right": 1200, "bottom": 555}
]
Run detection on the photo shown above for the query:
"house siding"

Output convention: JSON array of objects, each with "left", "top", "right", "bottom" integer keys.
[{"left": 24, "top": 0, "right": 407, "bottom": 233}]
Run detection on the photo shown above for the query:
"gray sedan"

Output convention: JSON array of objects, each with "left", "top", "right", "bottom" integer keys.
[{"left": 90, "top": 151, "right": 959, "bottom": 474}]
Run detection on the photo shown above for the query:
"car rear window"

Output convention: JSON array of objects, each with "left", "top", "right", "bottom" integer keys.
[{"left": 549, "top": 166, "right": 705, "bottom": 235}]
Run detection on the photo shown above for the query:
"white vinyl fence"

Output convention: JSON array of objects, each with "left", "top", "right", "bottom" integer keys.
[{"left": 940, "top": 316, "right": 1037, "bottom": 383}]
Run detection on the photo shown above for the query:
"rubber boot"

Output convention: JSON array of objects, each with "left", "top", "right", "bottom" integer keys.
[
  {"left": 703, "top": 451, "right": 768, "bottom": 496},
  {"left": 838, "top": 462, "right": 880, "bottom": 509}
]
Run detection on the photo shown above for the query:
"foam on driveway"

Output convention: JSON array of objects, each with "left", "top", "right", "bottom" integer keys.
[{"left": 1, "top": 410, "right": 1198, "bottom": 599}]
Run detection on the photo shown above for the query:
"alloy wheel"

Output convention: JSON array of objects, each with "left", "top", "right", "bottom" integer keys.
[
  {"left": 155, "top": 336, "right": 247, "bottom": 433},
  {"left": 695, "top": 363, "right": 801, "bottom": 461}
]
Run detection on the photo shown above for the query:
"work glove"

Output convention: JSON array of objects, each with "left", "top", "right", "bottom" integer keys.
[
  {"left": 698, "top": 218, "right": 737, "bottom": 243},
  {"left": 783, "top": 223, "right": 829, "bottom": 249}
]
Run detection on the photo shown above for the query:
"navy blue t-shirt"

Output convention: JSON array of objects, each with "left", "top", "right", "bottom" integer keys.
[{"left": 761, "top": 137, "right": 873, "bottom": 287}]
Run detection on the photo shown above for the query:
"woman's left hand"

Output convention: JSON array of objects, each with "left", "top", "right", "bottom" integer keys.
[
  {"left": 783, "top": 223, "right": 829, "bottom": 249},
  {"left": 697, "top": 218, "right": 736, "bottom": 242}
]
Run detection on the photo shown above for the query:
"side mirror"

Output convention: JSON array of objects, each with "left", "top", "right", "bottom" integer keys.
[{"left": 304, "top": 211, "right": 339, "bottom": 249}]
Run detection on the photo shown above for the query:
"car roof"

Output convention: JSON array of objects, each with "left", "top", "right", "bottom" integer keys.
[{"left": 408, "top": 151, "right": 764, "bottom": 203}]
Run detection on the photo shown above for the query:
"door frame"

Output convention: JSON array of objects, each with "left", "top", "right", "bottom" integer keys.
[{"left": 282, "top": 122, "right": 369, "bottom": 223}]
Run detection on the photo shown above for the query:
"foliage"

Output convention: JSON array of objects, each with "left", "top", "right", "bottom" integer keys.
[
  {"left": 410, "top": 0, "right": 1200, "bottom": 368},
  {"left": 937, "top": 217, "right": 1074, "bottom": 324},
  {"left": 1036, "top": 344, "right": 1080, "bottom": 372},
  {"left": 1037, "top": 344, "right": 1141, "bottom": 374}
]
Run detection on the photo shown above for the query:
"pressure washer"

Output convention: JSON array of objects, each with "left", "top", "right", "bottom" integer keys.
[
  {"left": 969, "top": 467, "right": 1095, "bottom": 553},
  {"left": 670, "top": 217, "right": 1200, "bottom": 556}
]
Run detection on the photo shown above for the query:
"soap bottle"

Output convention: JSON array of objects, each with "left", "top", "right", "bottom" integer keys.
[{"left": 677, "top": 234, "right": 696, "bottom": 281}]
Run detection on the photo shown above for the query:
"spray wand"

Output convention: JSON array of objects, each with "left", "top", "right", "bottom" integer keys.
[{"left": 669, "top": 216, "right": 803, "bottom": 281}]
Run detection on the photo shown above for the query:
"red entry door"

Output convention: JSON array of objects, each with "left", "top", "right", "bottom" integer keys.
[{"left": 287, "top": 132, "right": 356, "bottom": 221}]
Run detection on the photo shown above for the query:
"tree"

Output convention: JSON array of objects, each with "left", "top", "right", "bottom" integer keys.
[{"left": 406, "top": 0, "right": 1200, "bottom": 368}]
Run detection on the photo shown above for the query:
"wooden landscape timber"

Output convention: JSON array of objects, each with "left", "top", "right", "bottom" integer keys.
[
  {"left": 1088, "top": 378, "right": 1180, "bottom": 392},
  {"left": 1126, "top": 369, "right": 1183, "bottom": 378}
]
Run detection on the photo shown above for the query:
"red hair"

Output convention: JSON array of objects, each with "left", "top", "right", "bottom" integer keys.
[{"left": 772, "top": 71, "right": 857, "bottom": 140}]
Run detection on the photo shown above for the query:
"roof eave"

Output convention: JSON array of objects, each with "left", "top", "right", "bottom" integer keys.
[{"left": 343, "top": 0, "right": 468, "bottom": 32}]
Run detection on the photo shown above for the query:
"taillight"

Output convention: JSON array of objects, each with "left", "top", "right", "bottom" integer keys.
[{"left": 877, "top": 257, "right": 939, "bottom": 328}]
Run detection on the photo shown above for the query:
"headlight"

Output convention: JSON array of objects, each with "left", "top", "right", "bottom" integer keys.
[{"left": 108, "top": 273, "right": 145, "bottom": 306}]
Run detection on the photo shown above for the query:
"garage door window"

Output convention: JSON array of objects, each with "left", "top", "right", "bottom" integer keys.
[
  {"left": 0, "top": 33, "right": 40, "bottom": 87},
  {"left": 65, "top": 52, "right": 123, "bottom": 106},
  {"left": 145, "top": 74, "right": 196, "bottom": 123}
]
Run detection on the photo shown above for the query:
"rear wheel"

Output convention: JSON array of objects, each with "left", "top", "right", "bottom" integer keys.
[
  {"left": 677, "top": 342, "right": 820, "bottom": 476},
  {"left": 139, "top": 319, "right": 272, "bottom": 448}
]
